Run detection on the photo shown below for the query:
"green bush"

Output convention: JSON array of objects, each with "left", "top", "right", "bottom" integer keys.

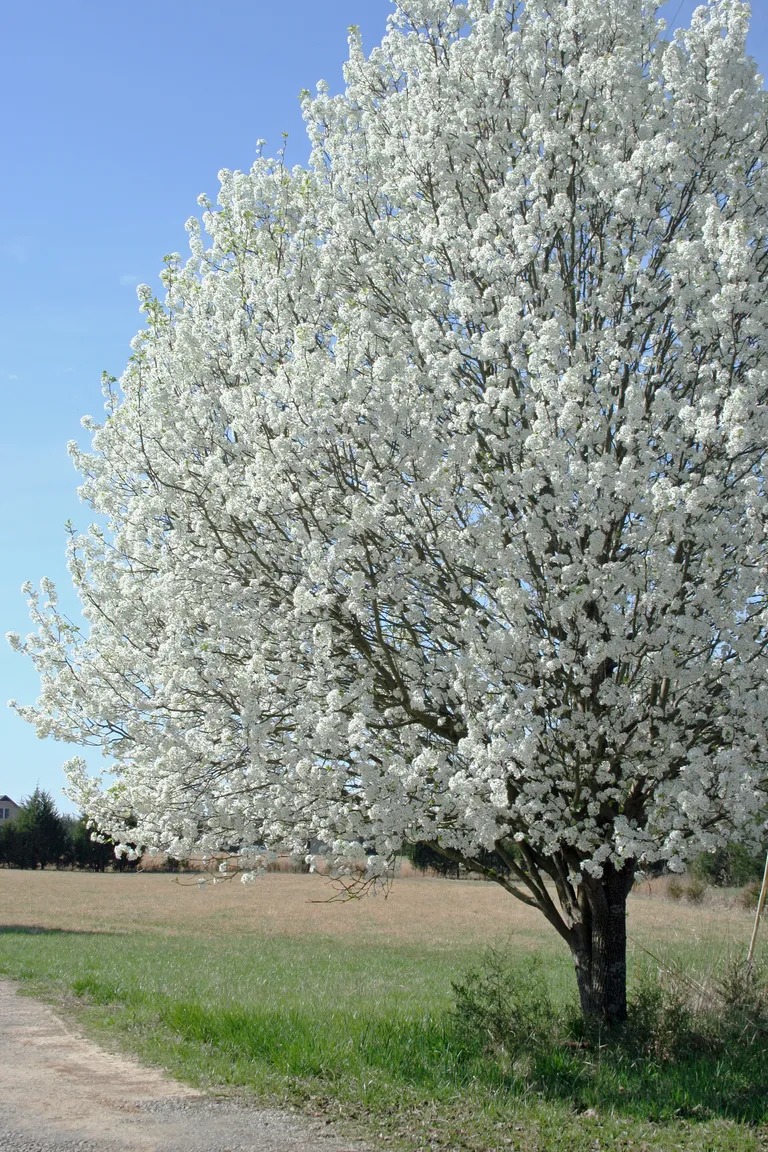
[
  {"left": 714, "top": 957, "right": 768, "bottom": 1042},
  {"left": 451, "top": 945, "right": 768, "bottom": 1089},
  {"left": 451, "top": 948, "right": 557, "bottom": 1066},
  {"left": 625, "top": 956, "right": 768, "bottom": 1061},
  {"left": 625, "top": 965, "right": 697, "bottom": 1061}
]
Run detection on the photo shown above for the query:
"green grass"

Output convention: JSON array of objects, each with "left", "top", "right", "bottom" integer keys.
[{"left": 0, "top": 905, "right": 766, "bottom": 1151}]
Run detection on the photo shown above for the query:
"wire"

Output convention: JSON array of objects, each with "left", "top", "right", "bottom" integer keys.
[{"left": 668, "top": 0, "right": 688, "bottom": 26}]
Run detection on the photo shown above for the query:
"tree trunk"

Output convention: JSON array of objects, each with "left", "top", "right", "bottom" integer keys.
[{"left": 570, "top": 861, "right": 635, "bottom": 1026}]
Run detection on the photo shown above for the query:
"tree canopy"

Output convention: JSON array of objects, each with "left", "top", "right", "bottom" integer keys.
[{"left": 9, "top": 0, "right": 768, "bottom": 1022}]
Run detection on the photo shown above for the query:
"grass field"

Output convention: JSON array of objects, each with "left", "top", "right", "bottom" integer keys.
[{"left": 0, "top": 869, "right": 765, "bottom": 1152}]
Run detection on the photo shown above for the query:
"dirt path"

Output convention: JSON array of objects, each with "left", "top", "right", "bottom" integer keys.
[{"left": 0, "top": 980, "right": 366, "bottom": 1152}]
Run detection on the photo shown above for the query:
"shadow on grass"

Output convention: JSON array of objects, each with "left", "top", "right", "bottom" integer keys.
[
  {"left": 0, "top": 925, "right": 124, "bottom": 936},
  {"left": 524, "top": 1036, "right": 768, "bottom": 1125}
]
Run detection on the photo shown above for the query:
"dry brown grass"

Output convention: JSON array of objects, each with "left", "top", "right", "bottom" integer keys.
[{"left": 0, "top": 868, "right": 755, "bottom": 957}]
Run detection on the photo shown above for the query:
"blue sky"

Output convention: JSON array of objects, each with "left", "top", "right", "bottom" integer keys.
[{"left": 1, "top": 1, "right": 766, "bottom": 813}]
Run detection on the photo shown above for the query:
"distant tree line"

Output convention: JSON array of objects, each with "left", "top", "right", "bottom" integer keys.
[
  {"left": 401, "top": 841, "right": 515, "bottom": 880},
  {"left": 402, "top": 837, "right": 765, "bottom": 890},
  {"left": 0, "top": 787, "right": 141, "bottom": 871}
]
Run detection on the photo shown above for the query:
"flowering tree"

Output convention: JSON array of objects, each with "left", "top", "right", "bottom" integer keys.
[{"left": 9, "top": 0, "right": 768, "bottom": 1024}]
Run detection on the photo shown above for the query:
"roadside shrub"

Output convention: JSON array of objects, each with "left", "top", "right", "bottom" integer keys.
[
  {"left": 451, "top": 948, "right": 557, "bottom": 1068},
  {"left": 625, "top": 956, "right": 768, "bottom": 1062},
  {"left": 714, "top": 957, "right": 768, "bottom": 1043},
  {"left": 451, "top": 946, "right": 767, "bottom": 1096},
  {"left": 625, "top": 965, "right": 696, "bottom": 1061}
]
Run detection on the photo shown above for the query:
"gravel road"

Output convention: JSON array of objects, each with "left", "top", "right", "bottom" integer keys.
[{"left": 0, "top": 980, "right": 367, "bottom": 1152}]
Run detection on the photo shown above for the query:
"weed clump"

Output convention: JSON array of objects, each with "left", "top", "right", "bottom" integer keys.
[
  {"left": 716, "top": 956, "right": 768, "bottom": 1038},
  {"left": 737, "top": 880, "right": 763, "bottom": 909},
  {"left": 624, "top": 965, "right": 697, "bottom": 1061},
  {"left": 683, "top": 877, "right": 707, "bottom": 903},
  {"left": 631, "top": 955, "right": 768, "bottom": 1052},
  {"left": 450, "top": 946, "right": 768, "bottom": 1122},
  {"left": 451, "top": 949, "right": 556, "bottom": 1070},
  {"left": 666, "top": 876, "right": 708, "bottom": 903}
]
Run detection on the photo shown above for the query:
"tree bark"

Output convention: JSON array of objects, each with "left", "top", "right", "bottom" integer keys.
[
  {"left": 570, "top": 861, "right": 635, "bottom": 1026},
  {"left": 458, "top": 843, "right": 637, "bottom": 1028}
]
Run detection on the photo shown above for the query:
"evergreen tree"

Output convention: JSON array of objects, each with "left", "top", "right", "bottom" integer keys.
[
  {"left": 10, "top": 788, "right": 68, "bottom": 869},
  {"left": 68, "top": 816, "right": 118, "bottom": 872}
]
